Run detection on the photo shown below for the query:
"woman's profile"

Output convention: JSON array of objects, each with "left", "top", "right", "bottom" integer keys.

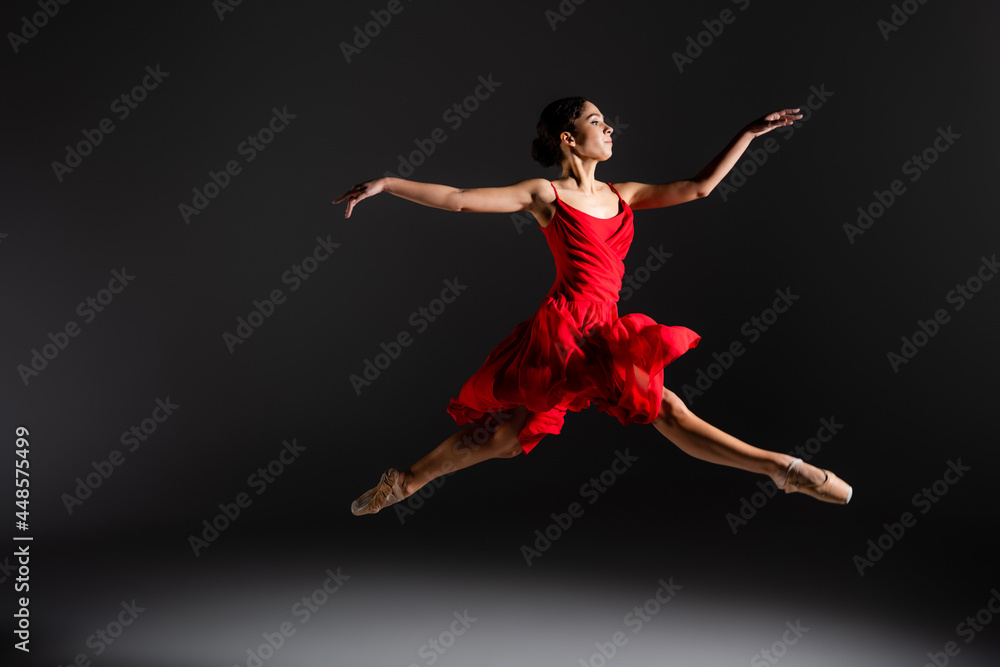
[{"left": 334, "top": 97, "right": 852, "bottom": 516}]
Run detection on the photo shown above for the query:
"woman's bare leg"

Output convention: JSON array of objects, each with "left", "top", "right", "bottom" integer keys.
[
  {"left": 634, "top": 363, "right": 828, "bottom": 488},
  {"left": 652, "top": 387, "right": 837, "bottom": 493},
  {"left": 399, "top": 405, "right": 531, "bottom": 497},
  {"left": 351, "top": 406, "right": 531, "bottom": 514}
]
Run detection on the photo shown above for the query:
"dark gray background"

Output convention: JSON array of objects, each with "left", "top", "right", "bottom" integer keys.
[{"left": 3, "top": 1, "right": 999, "bottom": 665}]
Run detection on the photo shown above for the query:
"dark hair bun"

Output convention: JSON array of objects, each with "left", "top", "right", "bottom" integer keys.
[{"left": 530, "top": 97, "right": 589, "bottom": 169}]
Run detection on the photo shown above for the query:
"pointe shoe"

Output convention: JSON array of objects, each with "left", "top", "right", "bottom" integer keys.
[
  {"left": 779, "top": 458, "right": 853, "bottom": 505},
  {"left": 351, "top": 468, "right": 409, "bottom": 516}
]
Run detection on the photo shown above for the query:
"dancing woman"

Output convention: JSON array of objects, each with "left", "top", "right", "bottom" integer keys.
[{"left": 334, "top": 97, "right": 852, "bottom": 516}]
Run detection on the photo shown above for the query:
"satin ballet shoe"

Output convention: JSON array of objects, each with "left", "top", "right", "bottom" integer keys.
[
  {"left": 778, "top": 458, "right": 853, "bottom": 505},
  {"left": 351, "top": 468, "right": 409, "bottom": 515}
]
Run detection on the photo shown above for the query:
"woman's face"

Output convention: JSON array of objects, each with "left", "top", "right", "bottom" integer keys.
[{"left": 562, "top": 101, "right": 614, "bottom": 162}]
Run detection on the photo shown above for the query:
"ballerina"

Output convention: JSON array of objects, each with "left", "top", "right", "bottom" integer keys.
[{"left": 334, "top": 97, "right": 852, "bottom": 516}]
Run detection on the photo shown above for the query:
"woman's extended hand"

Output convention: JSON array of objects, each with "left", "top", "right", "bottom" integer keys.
[
  {"left": 743, "top": 109, "right": 803, "bottom": 138},
  {"left": 333, "top": 177, "right": 389, "bottom": 218}
]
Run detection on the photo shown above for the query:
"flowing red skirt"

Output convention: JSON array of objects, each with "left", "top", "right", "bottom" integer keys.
[{"left": 446, "top": 293, "right": 700, "bottom": 453}]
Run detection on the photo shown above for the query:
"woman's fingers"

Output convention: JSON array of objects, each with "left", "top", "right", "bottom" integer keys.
[
  {"left": 333, "top": 183, "right": 366, "bottom": 218},
  {"left": 778, "top": 108, "right": 803, "bottom": 123},
  {"left": 345, "top": 191, "right": 364, "bottom": 218},
  {"left": 334, "top": 178, "right": 384, "bottom": 218}
]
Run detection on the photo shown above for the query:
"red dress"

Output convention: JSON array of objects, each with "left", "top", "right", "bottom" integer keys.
[{"left": 446, "top": 181, "right": 701, "bottom": 453}]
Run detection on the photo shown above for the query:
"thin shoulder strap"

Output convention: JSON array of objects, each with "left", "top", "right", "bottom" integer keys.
[
  {"left": 606, "top": 182, "right": 622, "bottom": 199},
  {"left": 549, "top": 181, "right": 561, "bottom": 200}
]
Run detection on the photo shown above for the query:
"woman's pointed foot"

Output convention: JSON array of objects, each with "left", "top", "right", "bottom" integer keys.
[
  {"left": 351, "top": 468, "right": 410, "bottom": 515},
  {"left": 775, "top": 458, "right": 852, "bottom": 505}
]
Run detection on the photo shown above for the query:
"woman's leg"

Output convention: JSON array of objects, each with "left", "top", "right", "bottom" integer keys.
[
  {"left": 650, "top": 384, "right": 850, "bottom": 501},
  {"left": 351, "top": 405, "right": 531, "bottom": 514},
  {"left": 651, "top": 386, "right": 796, "bottom": 480},
  {"left": 400, "top": 404, "right": 531, "bottom": 497}
]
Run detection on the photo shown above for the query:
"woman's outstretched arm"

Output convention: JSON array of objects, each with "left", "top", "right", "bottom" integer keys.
[
  {"left": 333, "top": 177, "right": 548, "bottom": 219},
  {"left": 616, "top": 108, "right": 803, "bottom": 211}
]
